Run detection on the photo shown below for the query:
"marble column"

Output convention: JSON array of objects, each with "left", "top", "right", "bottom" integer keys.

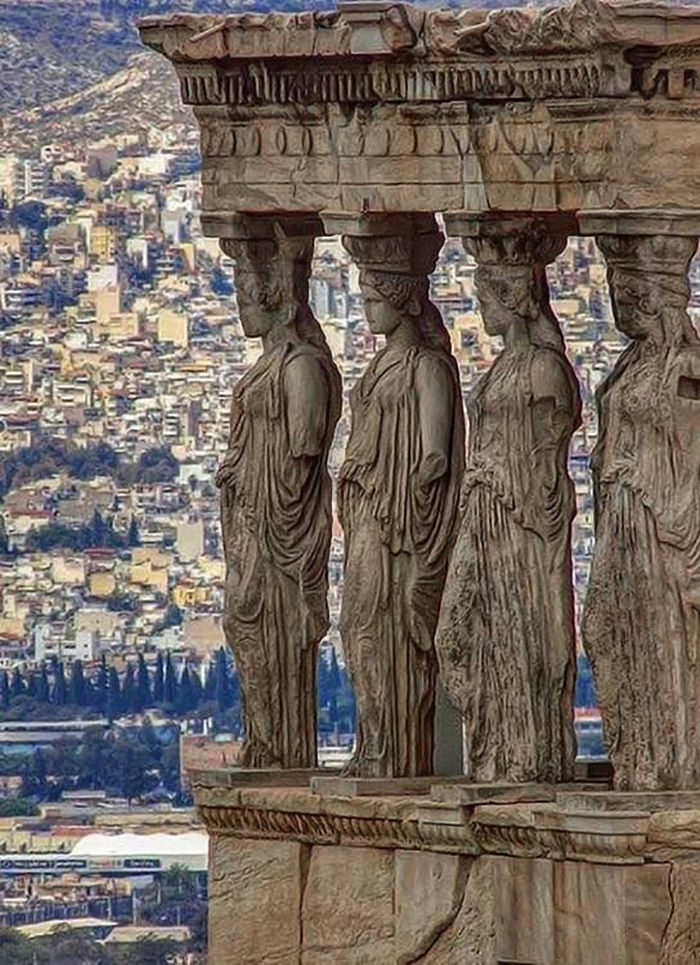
[
  {"left": 579, "top": 210, "right": 700, "bottom": 792},
  {"left": 323, "top": 213, "right": 465, "bottom": 778},
  {"left": 437, "top": 213, "right": 581, "bottom": 785},
  {"left": 216, "top": 214, "right": 342, "bottom": 768}
]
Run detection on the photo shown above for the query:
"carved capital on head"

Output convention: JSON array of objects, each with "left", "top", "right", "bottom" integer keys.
[
  {"left": 447, "top": 213, "right": 573, "bottom": 345},
  {"left": 580, "top": 210, "right": 700, "bottom": 343},
  {"left": 218, "top": 214, "right": 322, "bottom": 337}
]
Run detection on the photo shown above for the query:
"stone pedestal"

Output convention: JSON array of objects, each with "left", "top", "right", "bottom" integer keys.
[{"left": 193, "top": 772, "right": 700, "bottom": 964}]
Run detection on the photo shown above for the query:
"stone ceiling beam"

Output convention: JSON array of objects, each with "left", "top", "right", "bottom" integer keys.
[{"left": 139, "top": 0, "right": 700, "bottom": 225}]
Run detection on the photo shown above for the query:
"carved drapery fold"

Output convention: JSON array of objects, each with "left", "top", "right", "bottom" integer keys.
[
  {"left": 324, "top": 213, "right": 465, "bottom": 778},
  {"left": 217, "top": 215, "right": 342, "bottom": 768},
  {"left": 437, "top": 214, "right": 581, "bottom": 785},
  {"left": 580, "top": 212, "right": 700, "bottom": 792}
]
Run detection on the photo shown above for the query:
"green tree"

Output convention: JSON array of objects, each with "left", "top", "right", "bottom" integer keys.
[
  {"left": 95, "top": 654, "right": 108, "bottom": 712},
  {"left": 123, "top": 662, "right": 137, "bottom": 713},
  {"left": 136, "top": 653, "right": 151, "bottom": 712},
  {"left": 53, "top": 661, "right": 68, "bottom": 705},
  {"left": 70, "top": 659, "right": 87, "bottom": 706},
  {"left": 215, "top": 647, "right": 229, "bottom": 713},
  {"left": 107, "top": 666, "right": 122, "bottom": 720},
  {"left": 0, "top": 927, "right": 34, "bottom": 965},
  {"left": 10, "top": 666, "right": 25, "bottom": 699},
  {"left": 0, "top": 798, "right": 40, "bottom": 817},
  {"left": 177, "top": 663, "right": 193, "bottom": 715},
  {"left": 164, "top": 653, "right": 176, "bottom": 705},
  {"left": 89, "top": 508, "right": 106, "bottom": 546},
  {"left": 153, "top": 652, "right": 164, "bottom": 704},
  {"left": 127, "top": 515, "right": 140, "bottom": 547},
  {"left": 37, "top": 663, "right": 50, "bottom": 703}
]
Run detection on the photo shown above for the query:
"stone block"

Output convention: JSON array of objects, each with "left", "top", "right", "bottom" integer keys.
[
  {"left": 208, "top": 835, "right": 303, "bottom": 965},
  {"left": 494, "top": 856, "right": 555, "bottom": 965},
  {"left": 302, "top": 845, "right": 394, "bottom": 963},
  {"left": 395, "top": 850, "right": 470, "bottom": 963},
  {"left": 419, "top": 854, "right": 497, "bottom": 964},
  {"left": 552, "top": 861, "right": 670, "bottom": 965}
]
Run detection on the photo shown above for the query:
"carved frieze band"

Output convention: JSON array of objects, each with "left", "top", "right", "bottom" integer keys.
[
  {"left": 180, "top": 53, "right": 623, "bottom": 108},
  {"left": 180, "top": 51, "right": 700, "bottom": 109},
  {"left": 195, "top": 799, "right": 650, "bottom": 864}
]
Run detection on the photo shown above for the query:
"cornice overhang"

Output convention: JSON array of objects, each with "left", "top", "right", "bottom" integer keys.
[{"left": 138, "top": 1, "right": 700, "bottom": 219}]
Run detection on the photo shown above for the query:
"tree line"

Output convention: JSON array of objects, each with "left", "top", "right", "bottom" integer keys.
[
  {"left": 0, "top": 437, "right": 179, "bottom": 502},
  {"left": 0, "top": 648, "right": 240, "bottom": 724},
  {"left": 0, "top": 645, "right": 358, "bottom": 736}
]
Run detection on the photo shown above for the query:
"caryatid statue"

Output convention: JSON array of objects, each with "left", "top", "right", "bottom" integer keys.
[
  {"left": 580, "top": 213, "right": 700, "bottom": 791},
  {"left": 436, "top": 215, "right": 581, "bottom": 785},
  {"left": 328, "top": 213, "right": 465, "bottom": 778},
  {"left": 216, "top": 216, "right": 342, "bottom": 769}
]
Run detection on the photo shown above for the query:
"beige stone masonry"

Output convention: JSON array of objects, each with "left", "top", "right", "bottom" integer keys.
[
  {"left": 140, "top": 1, "right": 700, "bottom": 220},
  {"left": 194, "top": 775, "right": 700, "bottom": 964}
]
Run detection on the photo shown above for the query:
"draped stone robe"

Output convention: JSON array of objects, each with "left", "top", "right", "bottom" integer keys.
[
  {"left": 583, "top": 339, "right": 700, "bottom": 790},
  {"left": 438, "top": 342, "right": 580, "bottom": 783},
  {"left": 339, "top": 342, "right": 464, "bottom": 777},
  {"left": 218, "top": 334, "right": 341, "bottom": 768}
]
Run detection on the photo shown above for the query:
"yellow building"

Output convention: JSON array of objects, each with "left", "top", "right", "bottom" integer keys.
[
  {"left": 88, "top": 571, "right": 116, "bottom": 598},
  {"left": 172, "top": 583, "right": 211, "bottom": 609},
  {"left": 90, "top": 224, "right": 116, "bottom": 263},
  {"left": 130, "top": 548, "right": 171, "bottom": 595},
  {"left": 96, "top": 312, "right": 141, "bottom": 340},
  {"left": 157, "top": 309, "right": 188, "bottom": 347}
]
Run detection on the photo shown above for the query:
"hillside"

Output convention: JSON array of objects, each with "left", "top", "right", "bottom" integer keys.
[{"left": 4, "top": 0, "right": 700, "bottom": 152}]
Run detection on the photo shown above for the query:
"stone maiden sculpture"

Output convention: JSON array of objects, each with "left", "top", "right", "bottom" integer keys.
[
  {"left": 216, "top": 221, "right": 341, "bottom": 769},
  {"left": 583, "top": 232, "right": 700, "bottom": 791},
  {"left": 437, "top": 218, "right": 581, "bottom": 784},
  {"left": 338, "top": 218, "right": 465, "bottom": 778}
]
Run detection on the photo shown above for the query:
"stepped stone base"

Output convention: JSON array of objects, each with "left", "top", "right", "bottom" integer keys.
[{"left": 192, "top": 771, "right": 700, "bottom": 965}]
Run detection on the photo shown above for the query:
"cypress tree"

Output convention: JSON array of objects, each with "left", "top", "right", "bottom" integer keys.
[
  {"left": 70, "top": 660, "right": 86, "bottom": 706},
  {"left": 10, "top": 666, "right": 25, "bottom": 699},
  {"left": 204, "top": 661, "right": 216, "bottom": 701},
  {"left": 123, "top": 663, "right": 137, "bottom": 713},
  {"left": 215, "top": 647, "right": 228, "bottom": 712},
  {"left": 153, "top": 652, "right": 165, "bottom": 704},
  {"left": 190, "top": 667, "right": 203, "bottom": 709},
  {"left": 53, "top": 662, "right": 68, "bottom": 706},
  {"left": 32, "top": 749, "right": 48, "bottom": 796},
  {"left": 127, "top": 516, "right": 140, "bottom": 548},
  {"left": 0, "top": 671, "right": 9, "bottom": 710},
  {"left": 37, "top": 664, "right": 50, "bottom": 703},
  {"left": 107, "top": 666, "right": 121, "bottom": 720},
  {"left": 177, "top": 663, "right": 194, "bottom": 715},
  {"left": 95, "top": 654, "right": 108, "bottom": 712},
  {"left": 136, "top": 653, "right": 150, "bottom": 712},
  {"left": 90, "top": 508, "right": 106, "bottom": 546},
  {"left": 164, "top": 652, "right": 176, "bottom": 705}
]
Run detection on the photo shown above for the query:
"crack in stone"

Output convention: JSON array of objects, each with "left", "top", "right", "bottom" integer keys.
[
  {"left": 659, "top": 861, "right": 675, "bottom": 962},
  {"left": 298, "top": 843, "right": 312, "bottom": 965},
  {"left": 402, "top": 858, "right": 474, "bottom": 965}
]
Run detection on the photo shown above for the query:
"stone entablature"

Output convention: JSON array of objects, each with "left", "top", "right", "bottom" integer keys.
[
  {"left": 141, "top": 0, "right": 700, "bottom": 215},
  {"left": 194, "top": 775, "right": 700, "bottom": 963}
]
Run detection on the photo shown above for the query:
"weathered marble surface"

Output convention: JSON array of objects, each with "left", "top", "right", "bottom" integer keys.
[
  {"left": 580, "top": 212, "right": 700, "bottom": 792},
  {"left": 140, "top": 1, "right": 700, "bottom": 216},
  {"left": 437, "top": 214, "right": 580, "bottom": 786},
  {"left": 331, "top": 213, "right": 465, "bottom": 779},
  {"left": 196, "top": 777, "right": 700, "bottom": 964},
  {"left": 216, "top": 216, "right": 342, "bottom": 769}
]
